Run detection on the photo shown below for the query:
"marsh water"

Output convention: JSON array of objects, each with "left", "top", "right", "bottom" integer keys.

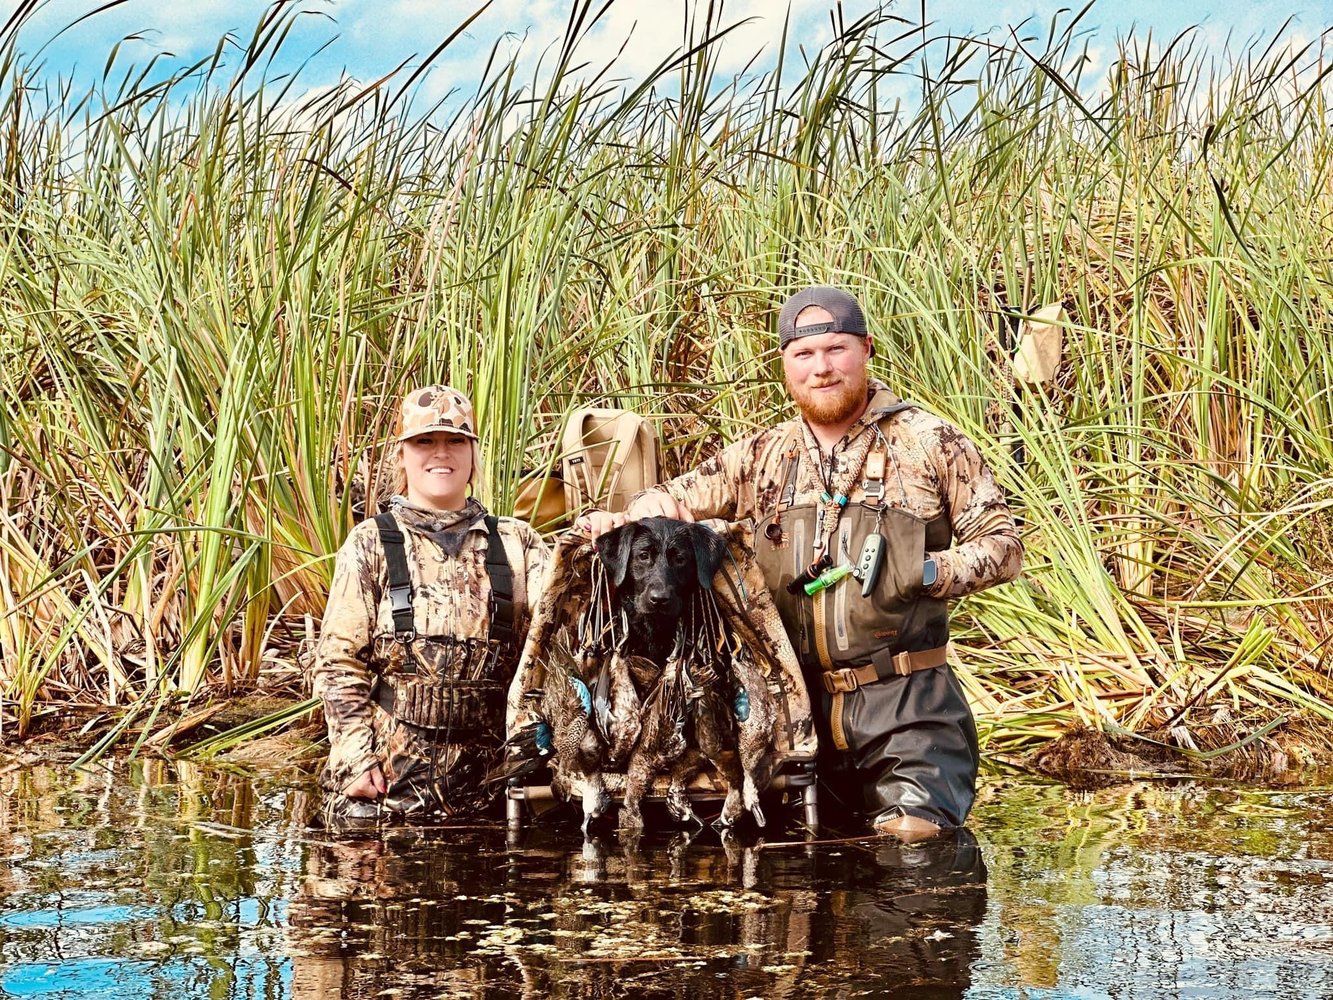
[{"left": 1, "top": 762, "right": 1331, "bottom": 999}]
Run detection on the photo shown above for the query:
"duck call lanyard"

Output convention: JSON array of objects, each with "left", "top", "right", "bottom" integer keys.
[{"left": 782, "top": 419, "right": 880, "bottom": 594}]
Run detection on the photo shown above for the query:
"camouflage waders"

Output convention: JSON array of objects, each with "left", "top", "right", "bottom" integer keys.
[
  {"left": 312, "top": 500, "right": 548, "bottom": 832},
  {"left": 640, "top": 380, "right": 1022, "bottom": 828}
]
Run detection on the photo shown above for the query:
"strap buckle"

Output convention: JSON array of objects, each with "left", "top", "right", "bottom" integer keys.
[
  {"left": 890, "top": 650, "right": 914, "bottom": 676},
  {"left": 861, "top": 447, "right": 886, "bottom": 503},
  {"left": 389, "top": 583, "right": 416, "bottom": 643},
  {"left": 821, "top": 668, "right": 859, "bottom": 694}
]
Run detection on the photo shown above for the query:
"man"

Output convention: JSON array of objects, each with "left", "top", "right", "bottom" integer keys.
[{"left": 581, "top": 285, "right": 1022, "bottom": 841}]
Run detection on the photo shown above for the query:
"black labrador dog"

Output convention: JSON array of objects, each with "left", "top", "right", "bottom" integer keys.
[
  {"left": 592, "top": 517, "right": 734, "bottom": 828},
  {"left": 593, "top": 516, "right": 729, "bottom": 664}
]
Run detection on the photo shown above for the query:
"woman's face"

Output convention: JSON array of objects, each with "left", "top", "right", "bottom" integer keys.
[{"left": 401, "top": 431, "right": 474, "bottom": 510}]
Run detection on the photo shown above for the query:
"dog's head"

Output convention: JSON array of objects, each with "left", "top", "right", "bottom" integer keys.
[{"left": 594, "top": 517, "right": 728, "bottom": 623}]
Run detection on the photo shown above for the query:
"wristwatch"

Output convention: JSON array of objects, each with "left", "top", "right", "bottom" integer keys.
[{"left": 922, "top": 557, "right": 937, "bottom": 588}]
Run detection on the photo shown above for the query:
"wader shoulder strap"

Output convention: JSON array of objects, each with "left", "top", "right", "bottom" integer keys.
[
  {"left": 483, "top": 515, "right": 517, "bottom": 647},
  {"left": 374, "top": 512, "right": 416, "bottom": 643},
  {"left": 374, "top": 512, "right": 519, "bottom": 648},
  {"left": 779, "top": 449, "right": 801, "bottom": 509}
]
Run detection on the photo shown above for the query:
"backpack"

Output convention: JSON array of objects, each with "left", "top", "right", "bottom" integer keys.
[{"left": 513, "top": 407, "right": 659, "bottom": 531}]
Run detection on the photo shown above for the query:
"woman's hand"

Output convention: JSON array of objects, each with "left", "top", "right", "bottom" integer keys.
[
  {"left": 576, "top": 510, "right": 627, "bottom": 539},
  {"left": 627, "top": 492, "right": 694, "bottom": 522},
  {"left": 343, "top": 763, "right": 387, "bottom": 799}
]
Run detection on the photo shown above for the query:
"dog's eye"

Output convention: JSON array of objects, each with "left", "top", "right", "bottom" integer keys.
[
  {"left": 634, "top": 547, "right": 655, "bottom": 564},
  {"left": 668, "top": 547, "right": 690, "bottom": 565}
]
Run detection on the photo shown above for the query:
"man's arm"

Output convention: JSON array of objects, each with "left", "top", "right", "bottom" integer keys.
[
  {"left": 581, "top": 436, "right": 760, "bottom": 537},
  {"left": 925, "top": 427, "right": 1024, "bottom": 599}
]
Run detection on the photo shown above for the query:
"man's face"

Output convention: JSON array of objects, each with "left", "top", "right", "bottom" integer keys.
[{"left": 781, "top": 307, "right": 872, "bottom": 427}]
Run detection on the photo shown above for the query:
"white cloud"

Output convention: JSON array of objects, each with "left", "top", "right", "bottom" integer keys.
[{"left": 13, "top": 0, "right": 1329, "bottom": 110}]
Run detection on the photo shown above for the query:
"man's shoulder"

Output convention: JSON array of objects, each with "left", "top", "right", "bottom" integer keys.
[
  {"left": 710, "top": 420, "right": 799, "bottom": 471},
  {"left": 882, "top": 400, "right": 944, "bottom": 427},
  {"left": 734, "top": 418, "right": 798, "bottom": 448},
  {"left": 881, "top": 403, "right": 988, "bottom": 457}
]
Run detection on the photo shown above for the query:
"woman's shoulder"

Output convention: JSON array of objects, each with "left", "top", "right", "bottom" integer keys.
[
  {"left": 336, "top": 514, "right": 392, "bottom": 560},
  {"left": 491, "top": 514, "right": 547, "bottom": 547}
]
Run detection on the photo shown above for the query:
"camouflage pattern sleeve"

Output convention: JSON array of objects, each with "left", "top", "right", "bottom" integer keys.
[
  {"left": 309, "top": 520, "right": 383, "bottom": 786},
  {"left": 497, "top": 518, "right": 551, "bottom": 733},
  {"left": 924, "top": 424, "right": 1024, "bottom": 599},
  {"left": 513, "top": 520, "right": 551, "bottom": 614},
  {"left": 647, "top": 431, "right": 787, "bottom": 523}
]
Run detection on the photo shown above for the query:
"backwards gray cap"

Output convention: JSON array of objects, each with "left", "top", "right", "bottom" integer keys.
[{"left": 777, "top": 285, "right": 869, "bottom": 348}]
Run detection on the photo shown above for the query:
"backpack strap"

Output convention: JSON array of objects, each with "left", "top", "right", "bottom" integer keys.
[
  {"left": 374, "top": 512, "right": 417, "bottom": 643},
  {"left": 561, "top": 410, "right": 599, "bottom": 510},
  {"left": 483, "top": 515, "right": 518, "bottom": 648},
  {"left": 601, "top": 412, "right": 657, "bottom": 510}
]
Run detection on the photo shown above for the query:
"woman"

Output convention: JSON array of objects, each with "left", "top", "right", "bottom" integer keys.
[{"left": 311, "top": 384, "right": 549, "bottom": 828}]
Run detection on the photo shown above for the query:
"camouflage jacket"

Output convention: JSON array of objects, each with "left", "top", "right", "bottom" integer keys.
[
  {"left": 645, "top": 380, "right": 1023, "bottom": 600},
  {"left": 311, "top": 499, "right": 550, "bottom": 786}
]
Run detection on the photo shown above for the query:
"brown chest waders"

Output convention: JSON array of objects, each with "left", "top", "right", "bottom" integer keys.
[{"left": 752, "top": 424, "right": 980, "bottom": 828}]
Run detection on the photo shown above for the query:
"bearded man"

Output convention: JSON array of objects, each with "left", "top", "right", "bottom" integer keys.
[{"left": 582, "top": 285, "right": 1023, "bottom": 841}]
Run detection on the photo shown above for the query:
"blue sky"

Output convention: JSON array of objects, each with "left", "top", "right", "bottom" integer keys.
[{"left": 10, "top": 0, "right": 1329, "bottom": 108}]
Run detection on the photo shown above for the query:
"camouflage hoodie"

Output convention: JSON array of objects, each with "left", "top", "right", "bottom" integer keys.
[{"left": 643, "top": 379, "right": 1022, "bottom": 600}]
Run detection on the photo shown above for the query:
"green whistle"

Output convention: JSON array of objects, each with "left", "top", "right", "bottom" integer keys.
[{"left": 804, "top": 563, "right": 853, "bottom": 595}]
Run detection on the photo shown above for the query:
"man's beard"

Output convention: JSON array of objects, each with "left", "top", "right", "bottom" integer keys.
[{"left": 787, "top": 370, "right": 869, "bottom": 427}]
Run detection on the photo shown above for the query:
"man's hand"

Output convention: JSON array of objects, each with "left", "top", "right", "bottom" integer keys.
[
  {"left": 342, "top": 763, "right": 387, "bottom": 800},
  {"left": 576, "top": 492, "right": 695, "bottom": 539},
  {"left": 627, "top": 492, "right": 694, "bottom": 522}
]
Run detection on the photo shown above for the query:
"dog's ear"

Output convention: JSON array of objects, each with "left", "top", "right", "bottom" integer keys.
[
  {"left": 594, "top": 521, "right": 638, "bottom": 589},
  {"left": 684, "top": 522, "right": 728, "bottom": 591}
]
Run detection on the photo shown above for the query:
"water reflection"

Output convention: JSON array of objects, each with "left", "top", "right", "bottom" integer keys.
[
  {"left": 3, "top": 762, "right": 1333, "bottom": 998},
  {"left": 286, "top": 822, "right": 986, "bottom": 999},
  {"left": 0, "top": 761, "right": 305, "bottom": 999}
]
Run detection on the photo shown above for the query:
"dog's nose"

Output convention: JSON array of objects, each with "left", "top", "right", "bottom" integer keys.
[{"left": 645, "top": 591, "right": 673, "bottom": 611}]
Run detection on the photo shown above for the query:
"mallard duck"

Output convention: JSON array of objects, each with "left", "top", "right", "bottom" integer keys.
[
  {"left": 689, "top": 677, "right": 747, "bottom": 828},
  {"left": 539, "top": 640, "right": 611, "bottom": 834},
  {"left": 604, "top": 650, "right": 657, "bottom": 769},
  {"left": 620, "top": 637, "right": 696, "bottom": 829},
  {"left": 727, "top": 639, "right": 776, "bottom": 827},
  {"left": 683, "top": 591, "right": 776, "bottom": 828}
]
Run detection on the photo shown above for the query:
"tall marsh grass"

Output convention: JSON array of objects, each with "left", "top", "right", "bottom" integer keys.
[{"left": 1, "top": 1, "right": 1331, "bottom": 761}]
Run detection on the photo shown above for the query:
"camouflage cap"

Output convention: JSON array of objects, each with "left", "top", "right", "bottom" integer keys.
[{"left": 396, "top": 384, "right": 480, "bottom": 442}]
